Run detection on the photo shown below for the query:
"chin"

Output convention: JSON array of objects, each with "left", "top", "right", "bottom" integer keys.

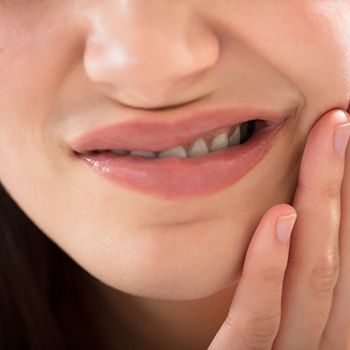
[
  {"left": 92, "top": 267, "right": 240, "bottom": 301},
  {"left": 69, "top": 218, "right": 247, "bottom": 301}
]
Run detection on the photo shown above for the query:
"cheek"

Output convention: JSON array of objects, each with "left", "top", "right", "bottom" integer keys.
[
  {"left": 279, "top": 2, "right": 350, "bottom": 126},
  {"left": 0, "top": 6, "right": 86, "bottom": 243},
  {"left": 0, "top": 4, "right": 83, "bottom": 187},
  {"left": 220, "top": 1, "right": 350, "bottom": 118},
  {"left": 287, "top": 2, "right": 350, "bottom": 105},
  {"left": 282, "top": 3, "right": 350, "bottom": 109},
  {"left": 0, "top": 3, "right": 82, "bottom": 146}
]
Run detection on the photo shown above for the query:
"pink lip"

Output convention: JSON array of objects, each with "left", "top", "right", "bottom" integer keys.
[
  {"left": 77, "top": 120, "right": 287, "bottom": 199},
  {"left": 70, "top": 107, "right": 289, "bottom": 154}
]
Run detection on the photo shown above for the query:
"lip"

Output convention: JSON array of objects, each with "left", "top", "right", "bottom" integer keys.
[
  {"left": 70, "top": 107, "right": 289, "bottom": 154},
  {"left": 76, "top": 119, "right": 288, "bottom": 199}
]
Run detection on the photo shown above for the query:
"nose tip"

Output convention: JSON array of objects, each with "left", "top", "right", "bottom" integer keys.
[{"left": 83, "top": 8, "right": 220, "bottom": 108}]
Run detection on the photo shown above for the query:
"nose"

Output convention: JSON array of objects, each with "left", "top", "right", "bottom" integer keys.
[{"left": 83, "top": 1, "right": 220, "bottom": 108}]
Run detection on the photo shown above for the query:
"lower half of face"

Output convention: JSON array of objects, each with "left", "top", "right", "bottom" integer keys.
[{"left": 0, "top": 0, "right": 349, "bottom": 301}]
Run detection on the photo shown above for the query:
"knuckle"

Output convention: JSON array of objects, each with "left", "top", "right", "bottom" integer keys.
[
  {"left": 307, "top": 253, "right": 340, "bottom": 298},
  {"left": 298, "top": 178, "right": 341, "bottom": 198},
  {"left": 236, "top": 313, "right": 280, "bottom": 349}
]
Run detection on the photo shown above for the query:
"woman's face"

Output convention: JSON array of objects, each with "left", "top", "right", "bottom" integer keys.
[{"left": 1, "top": 0, "right": 349, "bottom": 300}]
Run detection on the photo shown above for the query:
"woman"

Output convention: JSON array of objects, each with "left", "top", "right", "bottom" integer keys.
[{"left": 1, "top": 1, "right": 350, "bottom": 349}]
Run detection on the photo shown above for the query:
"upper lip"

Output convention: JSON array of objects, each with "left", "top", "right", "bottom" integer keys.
[{"left": 70, "top": 106, "right": 292, "bottom": 154}]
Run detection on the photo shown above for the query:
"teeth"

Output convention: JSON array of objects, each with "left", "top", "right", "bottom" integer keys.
[
  {"left": 130, "top": 150, "right": 157, "bottom": 158},
  {"left": 112, "top": 149, "right": 129, "bottom": 155},
  {"left": 228, "top": 126, "right": 241, "bottom": 146},
  {"left": 104, "top": 121, "right": 254, "bottom": 160},
  {"left": 158, "top": 145, "right": 187, "bottom": 159},
  {"left": 209, "top": 132, "right": 229, "bottom": 152},
  {"left": 188, "top": 138, "right": 209, "bottom": 158}
]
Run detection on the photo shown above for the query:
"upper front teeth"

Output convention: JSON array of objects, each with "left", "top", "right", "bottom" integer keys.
[
  {"left": 228, "top": 126, "right": 240, "bottom": 146},
  {"left": 158, "top": 145, "right": 187, "bottom": 159},
  {"left": 130, "top": 150, "right": 157, "bottom": 158},
  {"left": 209, "top": 132, "right": 229, "bottom": 152},
  {"left": 157, "top": 126, "right": 242, "bottom": 159},
  {"left": 187, "top": 138, "right": 209, "bottom": 158},
  {"left": 107, "top": 121, "right": 251, "bottom": 159}
]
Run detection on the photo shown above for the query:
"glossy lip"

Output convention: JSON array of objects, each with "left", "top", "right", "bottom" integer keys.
[
  {"left": 70, "top": 106, "right": 290, "bottom": 154},
  {"left": 77, "top": 119, "right": 287, "bottom": 200}
]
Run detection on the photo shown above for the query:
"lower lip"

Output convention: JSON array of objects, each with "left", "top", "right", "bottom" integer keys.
[{"left": 77, "top": 121, "right": 286, "bottom": 199}]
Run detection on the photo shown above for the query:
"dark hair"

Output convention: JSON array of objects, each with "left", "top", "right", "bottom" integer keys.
[{"left": 0, "top": 182, "right": 101, "bottom": 349}]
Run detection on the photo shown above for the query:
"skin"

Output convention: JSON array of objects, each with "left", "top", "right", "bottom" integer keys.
[{"left": 0, "top": 0, "right": 350, "bottom": 349}]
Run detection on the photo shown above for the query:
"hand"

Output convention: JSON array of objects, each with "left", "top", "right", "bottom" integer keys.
[{"left": 207, "top": 109, "right": 350, "bottom": 350}]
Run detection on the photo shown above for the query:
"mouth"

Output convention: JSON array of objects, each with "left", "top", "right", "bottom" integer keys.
[
  {"left": 79, "top": 119, "right": 262, "bottom": 159},
  {"left": 70, "top": 107, "right": 292, "bottom": 199}
]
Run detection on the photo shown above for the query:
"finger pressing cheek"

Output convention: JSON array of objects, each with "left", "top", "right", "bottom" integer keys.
[
  {"left": 272, "top": 109, "right": 350, "bottom": 350},
  {"left": 320, "top": 114, "right": 350, "bottom": 349}
]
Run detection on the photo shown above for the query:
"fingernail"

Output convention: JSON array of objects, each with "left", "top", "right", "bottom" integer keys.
[
  {"left": 275, "top": 213, "right": 297, "bottom": 244},
  {"left": 334, "top": 123, "right": 350, "bottom": 156}
]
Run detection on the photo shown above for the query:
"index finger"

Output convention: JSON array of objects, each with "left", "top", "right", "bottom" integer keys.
[{"left": 207, "top": 204, "right": 297, "bottom": 350}]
